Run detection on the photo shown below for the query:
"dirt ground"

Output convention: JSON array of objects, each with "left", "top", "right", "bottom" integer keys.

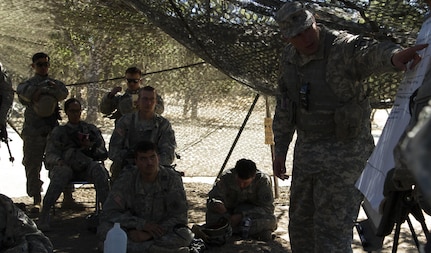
[
  {"left": 11, "top": 181, "right": 430, "bottom": 253},
  {"left": 12, "top": 182, "right": 292, "bottom": 253}
]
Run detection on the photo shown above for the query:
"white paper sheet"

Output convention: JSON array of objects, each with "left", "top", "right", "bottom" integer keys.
[{"left": 356, "top": 16, "right": 431, "bottom": 213}]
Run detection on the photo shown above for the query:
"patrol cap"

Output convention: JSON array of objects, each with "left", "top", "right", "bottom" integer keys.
[
  {"left": 275, "top": 2, "right": 315, "bottom": 38},
  {"left": 34, "top": 94, "right": 57, "bottom": 117}
]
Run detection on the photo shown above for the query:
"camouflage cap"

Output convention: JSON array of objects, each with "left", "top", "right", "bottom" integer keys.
[
  {"left": 34, "top": 94, "right": 57, "bottom": 117},
  {"left": 275, "top": 2, "right": 314, "bottom": 38}
]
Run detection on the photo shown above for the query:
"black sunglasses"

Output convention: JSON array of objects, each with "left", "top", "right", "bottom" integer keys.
[
  {"left": 35, "top": 62, "right": 50, "bottom": 67},
  {"left": 126, "top": 78, "right": 140, "bottom": 83}
]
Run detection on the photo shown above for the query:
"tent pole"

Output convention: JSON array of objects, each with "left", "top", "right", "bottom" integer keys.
[
  {"left": 215, "top": 93, "right": 260, "bottom": 182},
  {"left": 265, "top": 96, "right": 279, "bottom": 198}
]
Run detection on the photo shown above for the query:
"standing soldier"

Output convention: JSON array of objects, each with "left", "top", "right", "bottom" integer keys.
[
  {"left": 0, "top": 62, "right": 14, "bottom": 143},
  {"left": 108, "top": 86, "right": 176, "bottom": 182},
  {"left": 99, "top": 66, "right": 164, "bottom": 123},
  {"left": 272, "top": 2, "right": 428, "bottom": 252},
  {"left": 16, "top": 52, "right": 69, "bottom": 213}
]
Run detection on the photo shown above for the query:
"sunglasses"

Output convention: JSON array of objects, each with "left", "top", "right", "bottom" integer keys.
[
  {"left": 35, "top": 62, "right": 50, "bottom": 67},
  {"left": 126, "top": 78, "right": 140, "bottom": 83}
]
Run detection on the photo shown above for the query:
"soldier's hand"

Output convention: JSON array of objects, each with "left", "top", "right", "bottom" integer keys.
[
  {"left": 128, "top": 229, "right": 152, "bottom": 242},
  {"left": 209, "top": 200, "right": 227, "bottom": 214},
  {"left": 48, "top": 80, "right": 57, "bottom": 87},
  {"left": 273, "top": 155, "right": 289, "bottom": 180},
  {"left": 143, "top": 223, "right": 166, "bottom": 239},
  {"left": 392, "top": 44, "right": 428, "bottom": 71},
  {"left": 32, "top": 88, "right": 43, "bottom": 102},
  {"left": 109, "top": 86, "right": 122, "bottom": 96},
  {"left": 0, "top": 124, "right": 7, "bottom": 141},
  {"left": 230, "top": 213, "right": 243, "bottom": 228}
]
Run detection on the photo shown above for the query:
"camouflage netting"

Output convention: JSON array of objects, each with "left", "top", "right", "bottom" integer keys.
[
  {"left": 119, "top": 0, "right": 428, "bottom": 108},
  {"left": 0, "top": 0, "right": 429, "bottom": 177}
]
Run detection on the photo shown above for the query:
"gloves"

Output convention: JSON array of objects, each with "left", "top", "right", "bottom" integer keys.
[{"left": 0, "top": 124, "right": 7, "bottom": 141}]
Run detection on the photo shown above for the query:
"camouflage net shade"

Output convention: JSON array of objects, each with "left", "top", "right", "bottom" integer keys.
[
  {"left": 120, "top": 0, "right": 427, "bottom": 108},
  {"left": 0, "top": 0, "right": 429, "bottom": 177}
]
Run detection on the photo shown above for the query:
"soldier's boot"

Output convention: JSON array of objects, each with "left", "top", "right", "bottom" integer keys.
[
  {"left": 61, "top": 184, "right": 85, "bottom": 210},
  {"left": 30, "top": 193, "right": 42, "bottom": 213},
  {"left": 38, "top": 206, "right": 51, "bottom": 232},
  {"left": 255, "top": 229, "right": 274, "bottom": 242},
  {"left": 148, "top": 245, "right": 190, "bottom": 253}
]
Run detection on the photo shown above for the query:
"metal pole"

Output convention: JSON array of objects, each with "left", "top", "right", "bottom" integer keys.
[
  {"left": 215, "top": 93, "right": 260, "bottom": 181},
  {"left": 265, "top": 95, "right": 279, "bottom": 198}
]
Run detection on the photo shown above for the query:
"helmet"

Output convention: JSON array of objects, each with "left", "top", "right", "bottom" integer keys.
[
  {"left": 34, "top": 94, "right": 57, "bottom": 117},
  {"left": 192, "top": 218, "right": 232, "bottom": 246}
]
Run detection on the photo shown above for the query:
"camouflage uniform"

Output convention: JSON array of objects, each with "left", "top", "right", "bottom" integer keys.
[
  {"left": 108, "top": 112, "right": 176, "bottom": 180},
  {"left": 206, "top": 168, "right": 277, "bottom": 237},
  {"left": 100, "top": 88, "right": 164, "bottom": 121},
  {"left": 42, "top": 121, "right": 110, "bottom": 210},
  {"left": 16, "top": 75, "right": 68, "bottom": 199},
  {"left": 0, "top": 194, "right": 53, "bottom": 253},
  {"left": 273, "top": 25, "right": 401, "bottom": 252},
  {"left": 97, "top": 166, "right": 189, "bottom": 253},
  {"left": 0, "top": 63, "right": 13, "bottom": 128}
]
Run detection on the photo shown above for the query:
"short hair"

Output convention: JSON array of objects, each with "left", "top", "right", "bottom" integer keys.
[
  {"left": 125, "top": 67, "right": 142, "bottom": 76},
  {"left": 32, "top": 52, "right": 50, "bottom": 63},
  {"left": 134, "top": 141, "right": 158, "bottom": 157},
  {"left": 234, "top": 159, "right": 257, "bottom": 179},
  {"left": 141, "top": 85, "right": 155, "bottom": 92},
  {"left": 138, "top": 85, "right": 157, "bottom": 98},
  {"left": 64, "top": 98, "right": 81, "bottom": 111}
]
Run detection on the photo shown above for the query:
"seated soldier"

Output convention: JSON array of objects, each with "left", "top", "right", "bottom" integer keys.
[
  {"left": 38, "top": 98, "right": 110, "bottom": 231},
  {"left": 108, "top": 86, "right": 176, "bottom": 182},
  {"left": 206, "top": 159, "right": 277, "bottom": 241},
  {"left": 0, "top": 193, "right": 53, "bottom": 253},
  {"left": 98, "top": 141, "right": 192, "bottom": 253}
]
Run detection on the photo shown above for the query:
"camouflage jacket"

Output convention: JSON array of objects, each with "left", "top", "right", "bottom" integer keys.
[
  {"left": 97, "top": 166, "right": 188, "bottom": 240},
  {"left": 99, "top": 89, "right": 164, "bottom": 120},
  {"left": 16, "top": 75, "right": 68, "bottom": 136},
  {"left": 108, "top": 112, "right": 176, "bottom": 166},
  {"left": 208, "top": 168, "right": 275, "bottom": 217},
  {"left": 273, "top": 24, "right": 401, "bottom": 157},
  {"left": 45, "top": 121, "right": 108, "bottom": 169},
  {"left": 0, "top": 194, "right": 53, "bottom": 253},
  {"left": 0, "top": 65, "right": 13, "bottom": 127}
]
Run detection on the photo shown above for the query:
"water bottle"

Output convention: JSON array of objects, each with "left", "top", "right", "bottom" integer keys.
[
  {"left": 241, "top": 216, "right": 252, "bottom": 239},
  {"left": 104, "top": 222, "right": 127, "bottom": 253}
]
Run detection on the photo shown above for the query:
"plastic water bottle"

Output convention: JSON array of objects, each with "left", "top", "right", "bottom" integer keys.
[
  {"left": 241, "top": 216, "right": 252, "bottom": 239},
  {"left": 104, "top": 222, "right": 127, "bottom": 253}
]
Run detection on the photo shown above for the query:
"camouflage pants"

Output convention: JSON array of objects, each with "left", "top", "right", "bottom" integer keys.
[
  {"left": 22, "top": 135, "right": 47, "bottom": 198},
  {"left": 288, "top": 156, "right": 364, "bottom": 253},
  {"left": 42, "top": 162, "right": 110, "bottom": 209},
  {"left": 109, "top": 161, "right": 122, "bottom": 183}
]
